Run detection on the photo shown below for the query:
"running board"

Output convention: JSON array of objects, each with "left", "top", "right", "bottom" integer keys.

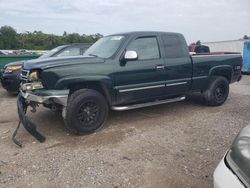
[{"left": 112, "top": 96, "right": 186, "bottom": 111}]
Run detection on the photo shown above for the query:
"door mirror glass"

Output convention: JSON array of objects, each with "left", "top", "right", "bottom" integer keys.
[{"left": 124, "top": 51, "right": 138, "bottom": 61}]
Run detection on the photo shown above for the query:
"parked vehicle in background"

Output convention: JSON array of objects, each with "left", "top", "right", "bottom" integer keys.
[
  {"left": 0, "top": 55, "right": 39, "bottom": 82},
  {"left": 0, "top": 51, "right": 7, "bottom": 56},
  {"left": 0, "top": 43, "right": 92, "bottom": 93},
  {"left": 214, "top": 125, "right": 250, "bottom": 188},
  {"left": 15, "top": 31, "right": 242, "bottom": 144}
]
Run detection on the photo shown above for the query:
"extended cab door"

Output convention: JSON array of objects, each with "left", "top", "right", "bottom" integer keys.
[
  {"left": 160, "top": 34, "right": 192, "bottom": 95},
  {"left": 114, "top": 35, "right": 167, "bottom": 104}
]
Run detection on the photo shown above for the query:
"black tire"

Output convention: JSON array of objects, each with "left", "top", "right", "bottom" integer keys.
[
  {"left": 64, "top": 89, "right": 108, "bottom": 134},
  {"left": 203, "top": 76, "right": 229, "bottom": 106}
]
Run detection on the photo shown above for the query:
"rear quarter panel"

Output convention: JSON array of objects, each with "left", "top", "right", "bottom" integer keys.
[{"left": 191, "top": 54, "right": 242, "bottom": 91}]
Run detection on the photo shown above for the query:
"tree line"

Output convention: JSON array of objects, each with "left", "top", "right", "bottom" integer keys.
[{"left": 0, "top": 26, "right": 103, "bottom": 50}]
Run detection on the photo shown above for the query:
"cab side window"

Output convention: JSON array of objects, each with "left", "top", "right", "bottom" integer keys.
[
  {"left": 56, "top": 47, "right": 81, "bottom": 57},
  {"left": 162, "top": 35, "right": 187, "bottom": 58},
  {"left": 127, "top": 37, "right": 160, "bottom": 60}
]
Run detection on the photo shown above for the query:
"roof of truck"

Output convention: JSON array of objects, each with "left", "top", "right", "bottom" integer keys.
[
  {"left": 61, "top": 43, "right": 93, "bottom": 47},
  {"left": 108, "top": 31, "right": 182, "bottom": 36}
]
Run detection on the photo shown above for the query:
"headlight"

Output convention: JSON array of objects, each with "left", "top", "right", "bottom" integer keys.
[
  {"left": 21, "top": 82, "right": 44, "bottom": 91},
  {"left": 226, "top": 125, "right": 250, "bottom": 187},
  {"left": 28, "top": 71, "right": 39, "bottom": 81},
  {"left": 5, "top": 65, "right": 22, "bottom": 73}
]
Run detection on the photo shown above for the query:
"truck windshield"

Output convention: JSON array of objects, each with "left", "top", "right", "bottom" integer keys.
[{"left": 84, "top": 35, "right": 125, "bottom": 58}]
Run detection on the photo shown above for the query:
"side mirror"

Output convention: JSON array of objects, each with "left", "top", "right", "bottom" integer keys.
[{"left": 124, "top": 51, "right": 138, "bottom": 61}]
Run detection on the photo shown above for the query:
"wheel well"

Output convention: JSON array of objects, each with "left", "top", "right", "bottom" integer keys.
[
  {"left": 211, "top": 69, "right": 232, "bottom": 82},
  {"left": 68, "top": 82, "right": 111, "bottom": 105}
]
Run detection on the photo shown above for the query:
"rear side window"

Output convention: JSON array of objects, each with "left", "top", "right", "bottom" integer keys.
[
  {"left": 162, "top": 34, "right": 187, "bottom": 58},
  {"left": 127, "top": 37, "right": 160, "bottom": 60}
]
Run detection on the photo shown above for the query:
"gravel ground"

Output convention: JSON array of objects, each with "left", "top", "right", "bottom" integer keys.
[{"left": 0, "top": 76, "right": 250, "bottom": 188}]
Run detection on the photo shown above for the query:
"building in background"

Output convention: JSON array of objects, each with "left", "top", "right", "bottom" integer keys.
[{"left": 202, "top": 39, "right": 250, "bottom": 73}]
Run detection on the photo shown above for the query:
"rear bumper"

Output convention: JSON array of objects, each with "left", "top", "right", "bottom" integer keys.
[
  {"left": 213, "top": 156, "right": 245, "bottom": 188},
  {"left": 231, "top": 71, "right": 242, "bottom": 83},
  {"left": 237, "top": 75, "right": 242, "bottom": 82}
]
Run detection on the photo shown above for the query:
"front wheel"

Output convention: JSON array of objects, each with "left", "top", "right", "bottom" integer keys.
[
  {"left": 64, "top": 89, "right": 109, "bottom": 134},
  {"left": 203, "top": 76, "right": 229, "bottom": 106}
]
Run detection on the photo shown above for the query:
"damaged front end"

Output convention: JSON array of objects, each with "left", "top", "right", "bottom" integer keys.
[
  {"left": 13, "top": 94, "right": 46, "bottom": 147},
  {"left": 13, "top": 82, "right": 69, "bottom": 147}
]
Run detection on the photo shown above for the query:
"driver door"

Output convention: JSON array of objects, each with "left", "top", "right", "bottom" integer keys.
[{"left": 114, "top": 36, "right": 166, "bottom": 105}]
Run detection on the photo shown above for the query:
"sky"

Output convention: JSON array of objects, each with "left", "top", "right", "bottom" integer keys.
[{"left": 0, "top": 0, "right": 249, "bottom": 43}]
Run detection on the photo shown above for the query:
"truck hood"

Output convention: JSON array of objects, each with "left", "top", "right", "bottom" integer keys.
[{"left": 23, "top": 56, "right": 105, "bottom": 70}]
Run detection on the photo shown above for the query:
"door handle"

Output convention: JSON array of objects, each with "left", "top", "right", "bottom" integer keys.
[{"left": 156, "top": 65, "right": 165, "bottom": 70}]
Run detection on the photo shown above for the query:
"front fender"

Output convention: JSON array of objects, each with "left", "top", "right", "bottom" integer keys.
[
  {"left": 54, "top": 75, "right": 114, "bottom": 105},
  {"left": 55, "top": 75, "right": 112, "bottom": 89}
]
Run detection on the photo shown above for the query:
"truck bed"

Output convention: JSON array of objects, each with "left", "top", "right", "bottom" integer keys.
[{"left": 191, "top": 53, "right": 242, "bottom": 91}]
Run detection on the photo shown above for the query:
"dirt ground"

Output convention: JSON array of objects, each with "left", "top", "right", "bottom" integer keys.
[{"left": 0, "top": 76, "right": 250, "bottom": 188}]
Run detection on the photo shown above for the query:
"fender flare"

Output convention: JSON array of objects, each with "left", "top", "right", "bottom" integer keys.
[
  {"left": 55, "top": 75, "right": 114, "bottom": 105},
  {"left": 209, "top": 65, "right": 233, "bottom": 82}
]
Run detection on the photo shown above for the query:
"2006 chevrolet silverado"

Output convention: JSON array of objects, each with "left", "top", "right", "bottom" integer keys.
[{"left": 15, "top": 31, "right": 242, "bottom": 145}]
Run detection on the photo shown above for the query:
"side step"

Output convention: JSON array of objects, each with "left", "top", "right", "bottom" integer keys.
[{"left": 112, "top": 96, "right": 186, "bottom": 111}]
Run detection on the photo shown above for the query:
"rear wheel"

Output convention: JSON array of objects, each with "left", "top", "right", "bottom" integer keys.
[
  {"left": 203, "top": 76, "right": 229, "bottom": 106},
  {"left": 64, "top": 89, "right": 108, "bottom": 134}
]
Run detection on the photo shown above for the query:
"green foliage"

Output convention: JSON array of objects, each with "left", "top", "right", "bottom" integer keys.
[
  {"left": 0, "top": 26, "right": 103, "bottom": 50},
  {"left": 0, "top": 26, "right": 19, "bottom": 49}
]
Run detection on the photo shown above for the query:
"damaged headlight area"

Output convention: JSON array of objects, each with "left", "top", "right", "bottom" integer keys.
[
  {"left": 21, "top": 82, "right": 44, "bottom": 91},
  {"left": 226, "top": 125, "right": 250, "bottom": 187},
  {"left": 28, "top": 71, "right": 39, "bottom": 82}
]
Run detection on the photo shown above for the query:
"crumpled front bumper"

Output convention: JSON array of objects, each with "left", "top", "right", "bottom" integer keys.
[
  {"left": 15, "top": 94, "right": 46, "bottom": 146},
  {"left": 20, "top": 89, "right": 69, "bottom": 106},
  {"left": 13, "top": 89, "right": 69, "bottom": 147}
]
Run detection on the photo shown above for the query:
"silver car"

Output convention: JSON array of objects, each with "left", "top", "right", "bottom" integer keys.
[{"left": 214, "top": 125, "right": 250, "bottom": 188}]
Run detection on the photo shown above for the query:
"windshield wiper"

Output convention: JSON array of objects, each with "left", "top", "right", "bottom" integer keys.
[{"left": 88, "top": 53, "right": 99, "bottom": 58}]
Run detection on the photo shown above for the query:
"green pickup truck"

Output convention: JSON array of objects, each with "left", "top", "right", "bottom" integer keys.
[{"left": 15, "top": 31, "right": 242, "bottom": 144}]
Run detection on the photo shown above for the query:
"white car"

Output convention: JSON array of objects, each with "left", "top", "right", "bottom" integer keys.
[{"left": 214, "top": 125, "right": 250, "bottom": 188}]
